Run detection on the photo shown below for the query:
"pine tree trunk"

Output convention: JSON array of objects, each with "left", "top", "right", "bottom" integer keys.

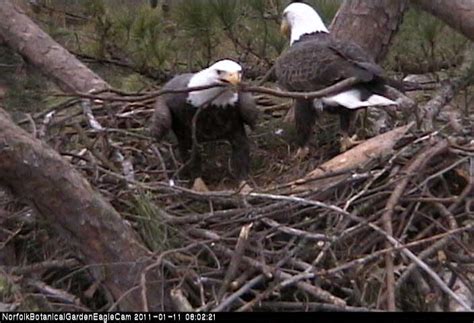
[
  {"left": 0, "top": 0, "right": 172, "bottom": 310},
  {"left": 0, "top": 108, "right": 171, "bottom": 311},
  {"left": 411, "top": 0, "right": 474, "bottom": 41},
  {"left": 0, "top": 0, "right": 108, "bottom": 93},
  {"left": 330, "top": 0, "right": 408, "bottom": 62}
]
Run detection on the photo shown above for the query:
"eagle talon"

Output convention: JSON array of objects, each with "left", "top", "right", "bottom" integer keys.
[
  {"left": 237, "top": 181, "right": 253, "bottom": 195},
  {"left": 340, "top": 134, "right": 361, "bottom": 152},
  {"left": 192, "top": 177, "right": 209, "bottom": 192},
  {"left": 294, "top": 146, "right": 310, "bottom": 160}
]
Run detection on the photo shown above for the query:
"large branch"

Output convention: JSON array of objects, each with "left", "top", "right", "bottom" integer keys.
[
  {"left": 0, "top": 108, "right": 170, "bottom": 311},
  {"left": 0, "top": 1, "right": 108, "bottom": 93},
  {"left": 330, "top": 0, "right": 408, "bottom": 62},
  {"left": 411, "top": 0, "right": 474, "bottom": 41}
]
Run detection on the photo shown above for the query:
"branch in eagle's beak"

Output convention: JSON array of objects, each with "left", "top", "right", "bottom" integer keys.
[
  {"left": 221, "top": 72, "right": 242, "bottom": 85},
  {"left": 280, "top": 18, "right": 290, "bottom": 38}
]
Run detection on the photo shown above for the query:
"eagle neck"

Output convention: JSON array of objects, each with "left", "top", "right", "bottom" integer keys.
[{"left": 290, "top": 17, "right": 329, "bottom": 45}]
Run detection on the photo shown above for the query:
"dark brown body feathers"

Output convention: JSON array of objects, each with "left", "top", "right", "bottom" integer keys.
[
  {"left": 275, "top": 32, "right": 390, "bottom": 148},
  {"left": 151, "top": 74, "right": 259, "bottom": 181}
]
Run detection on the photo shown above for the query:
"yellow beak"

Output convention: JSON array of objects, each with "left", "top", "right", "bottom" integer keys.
[
  {"left": 280, "top": 18, "right": 290, "bottom": 38},
  {"left": 223, "top": 72, "right": 241, "bottom": 85}
]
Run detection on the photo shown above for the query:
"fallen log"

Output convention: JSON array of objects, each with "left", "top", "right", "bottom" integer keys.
[{"left": 283, "top": 123, "right": 415, "bottom": 194}]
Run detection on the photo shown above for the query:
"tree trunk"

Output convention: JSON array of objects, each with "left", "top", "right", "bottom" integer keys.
[
  {"left": 330, "top": 0, "right": 408, "bottom": 62},
  {"left": 0, "top": 0, "right": 108, "bottom": 93},
  {"left": 0, "top": 108, "right": 171, "bottom": 311},
  {"left": 411, "top": 0, "right": 474, "bottom": 41}
]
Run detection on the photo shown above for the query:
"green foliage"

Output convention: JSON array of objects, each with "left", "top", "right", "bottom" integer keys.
[
  {"left": 309, "top": 0, "right": 342, "bottom": 23},
  {"left": 386, "top": 7, "right": 468, "bottom": 73},
  {"left": 210, "top": 0, "right": 239, "bottom": 32},
  {"left": 130, "top": 192, "right": 181, "bottom": 252},
  {"left": 3, "top": 70, "right": 48, "bottom": 114},
  {"left": 174, "top": 0, "right": 219, "bottom": 67},
  {"left": 4, "top": 0, "right": 470, "bottom": 117}
]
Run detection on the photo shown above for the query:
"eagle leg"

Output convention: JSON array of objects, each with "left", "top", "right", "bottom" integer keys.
[
  {"left": 192, "top": 177, "right": 209, "bottom": 192},
  {"left": 295, "top": 98, "right": 317, "bottom": 153},
  {"left": 294, "top": 146, "right": 310, "bottom": 160},
  {"left": 339, "top": 109, "right": 360, "bottom": 152},
  {"left": 229, "top": 128, "right": 250, "bottom": 182},
  {"left": 237, "top": 180, "right": 253, "bottom": 195},
  {"left": 340, "top": 134, "right": 361, "bottom": 152},
  {"left": 177, "top": 136, "right": 203, "bottom": 179}
]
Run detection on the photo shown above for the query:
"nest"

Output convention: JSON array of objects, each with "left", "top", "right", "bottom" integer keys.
[{"left": 0, "top": 81, "right": 473, "bottom": 312}]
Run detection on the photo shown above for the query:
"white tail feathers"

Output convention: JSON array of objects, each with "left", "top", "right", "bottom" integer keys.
[{"left": 321, "top": 89, "right": 398, "bottom": 110}]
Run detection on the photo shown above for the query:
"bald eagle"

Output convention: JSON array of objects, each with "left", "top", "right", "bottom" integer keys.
[
  {"left": 275, "top": 2, "right": 398, "bottom": 156},
  {"left": 151, "top": 60, "right": 259, "bottom": 192}
]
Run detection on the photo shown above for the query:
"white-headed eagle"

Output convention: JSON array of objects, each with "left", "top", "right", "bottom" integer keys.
[
  {"left": 151, "top": 60, "right": 259, "bottom": 192},
  {"left": 275, "top": 2, "right": 398, "bottom": 156}
]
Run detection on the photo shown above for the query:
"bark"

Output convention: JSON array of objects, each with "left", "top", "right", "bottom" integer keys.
[
  {"left": 412, "top": 0, "right": 474, "bottom": 41},
  {"left": 0, "top": 0, "right": 108, "bottom": 93},
  {"left": 330, "top": 0, "right": 408, "bottom": 62},
  {"left": 284, "top": 123, "right": 414, "bottom": 195},
  {"left": 0, "top": 108, "right": 170, "bottom": 311}
]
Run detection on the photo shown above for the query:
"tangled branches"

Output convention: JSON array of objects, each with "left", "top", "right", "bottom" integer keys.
[{"left": 2, "top": 76, "right": 474, "bottom": 312}]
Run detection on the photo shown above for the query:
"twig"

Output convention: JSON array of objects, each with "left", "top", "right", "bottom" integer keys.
[
  {"left": 170, "top": 288, "right": 194, "bottom": 312},
  {"left": 261, "top": 218, "right": 333, "bottom": 241},
  {"left": 381, "top": 139, "right": 449, "bottom": 310},
  {"left": 244, "top": 185, "right": 471, "bottom": 310},
  {"left": 190, "top": 229, "right": 347, "bottom": 307},
  {"left": 421, "top": 43, "right": 474, "bottom": 131},
  {"left": 212, "top": 274, "right": 265, "bottom": 312},
  {"left": 55, "top": 77, "right": 360, "bottom": 104},
  {"left": 217, "top": 224, "right": 253, "bottom": 302},
  {"left": 6, "top": 259, "right": 79, "bottom": 275},
  {"left": 257, "top": 301, "right": 379, "bottom": 312}
]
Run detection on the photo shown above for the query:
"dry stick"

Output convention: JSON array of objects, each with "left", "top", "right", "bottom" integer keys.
[
  {"left": 170, "top": 288, "right": 194, "bottom": 312},
  {"left": 6, "top": 259, "right": 80, "bottom": 275},
  {"left": 236, "top": 237, "right": 313, "bottom": 312},
  {"left": 58, "top": 77, "right": 360, "bottom": 103},
  {"left": 240, "top": 77, "right": 359, "bottom": 100},
  {"left": 193, "top": 230, "right": 346, "bottom": 307},
  {"left": 216, "top": 223, "right": 253, "bottom": 302},
  {"left": 320, "top": 225, "right": 473, "bottom": 277},
  {"left": 140, "top": 242, "right": 211, "bottom": 312},
  {"left": 258, "top": 301, "right": 378, "bottom": 312},
  {"left": 261, "top": 217, "right": 333, "bottom": 242},
  {"left": 256, "top": 65, "right": 275, "bottom": 86},
  {"left": 421, "top": 43, "right": 474, "bottom": 131},
  {"left": 28, "top": 279, "right": 86, "bottom": 308},
  {"left": 56, "top": 83, "right": 227, "bottom": 102},
  {"left": 393, "top": 202, "right": 462, "bottom": 297},
  {"left": 245, "top": 189, "right": 472, "bottom": 311},
  {"left": 73, "top": 124, "right": 120, "bottom": 173},
  {"left": 212, "top": 274, "right": 265, "bottom": 312},
  {"left": 381, "top": 139, "right": 449, "bottom": 310}
]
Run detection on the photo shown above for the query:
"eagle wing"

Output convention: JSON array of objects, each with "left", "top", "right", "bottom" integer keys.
[
  {"left": 238, "top": 92, "right": 260, "bottom": 130},
  {"left": 150, "top": 96, "right": 172, "bottom": 141},
  {"left": 150, "top": 74, "right": 193, "bottom": 141},
  {"left": 275, "top": 33, "right": 384, "bottom": 92}
]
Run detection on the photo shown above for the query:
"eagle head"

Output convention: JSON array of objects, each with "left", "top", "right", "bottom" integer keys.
[
  {"left": 207, "top": 59, "right": 242, "bottom": 86},
  {"left": 281, "top": 3, "right": 329, "bottom": 44},
  {"left": 187, "top": 60, "right": 242, "bottom": 107}
]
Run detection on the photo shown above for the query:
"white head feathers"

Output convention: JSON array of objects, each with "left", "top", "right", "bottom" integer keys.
[
  {"left": 187, "top": 59, "right": 242, "bottom": 107},
  {"left": 283, "top": 2, "right": 329, "bottom": 45}
]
